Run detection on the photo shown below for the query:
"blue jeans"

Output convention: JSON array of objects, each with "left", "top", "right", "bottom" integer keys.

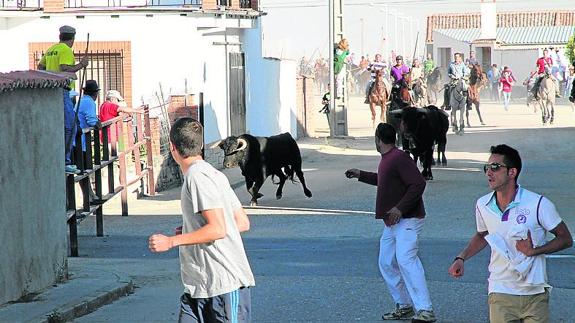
[
  {"left": 503, "top": 91, "right": 511, "bottom": 110},
  {"left": 63, "top": 90, "right": 77, "bottom": 165}
]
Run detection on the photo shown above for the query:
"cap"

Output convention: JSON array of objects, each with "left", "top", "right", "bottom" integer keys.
[
  {"left": 83, "top": 80, "right": 100, "bottom": 94},
  {"left": 59, "top": 25, "right": 76, "bottom": 34},
  {"left": 106, "top": 90, "right": 124, "bottom": 101},
  {"left": 69, "top": 90, "right": 79, "bottom": 98}
]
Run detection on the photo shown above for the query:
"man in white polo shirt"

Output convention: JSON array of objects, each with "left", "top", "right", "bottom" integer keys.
[{"left": 448, "top": 144, "right": 572, "bottom": 322}]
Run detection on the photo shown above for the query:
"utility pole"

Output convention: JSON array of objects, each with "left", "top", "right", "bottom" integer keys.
[
  {"left": 360, "top": 18, "right": 364, "bottom": 55},
  {"left": 328, "top": 0, "right": 348, "bottom": 137}
]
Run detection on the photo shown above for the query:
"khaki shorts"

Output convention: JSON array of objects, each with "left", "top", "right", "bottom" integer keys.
[{"left": 488, "top": 289, "right": 549, "bottom": 323}]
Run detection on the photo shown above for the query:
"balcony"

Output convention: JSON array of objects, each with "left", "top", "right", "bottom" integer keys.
[{"left": 0, "top": 0, "right": 257, "bottom": 12}]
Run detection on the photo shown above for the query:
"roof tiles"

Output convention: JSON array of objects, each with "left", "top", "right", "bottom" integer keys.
[{"left": 0, "top": 70, "right": 70, "bottom": 92}]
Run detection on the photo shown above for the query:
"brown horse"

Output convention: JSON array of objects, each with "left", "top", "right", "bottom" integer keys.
[
  {"left": 466, "top": 64, "right": 487, "bottom": 126},
  {"left": 368, "top": 70, "right": 389, "bottom": 126}
]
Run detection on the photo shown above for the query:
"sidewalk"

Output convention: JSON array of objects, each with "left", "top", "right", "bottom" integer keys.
[{"left": 0, "top": 260, "right": 133, "bottom": 323}]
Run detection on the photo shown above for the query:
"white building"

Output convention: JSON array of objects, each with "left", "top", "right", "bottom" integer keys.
[
  {"left": 427, "top": 3, "right": 575, "bottom": 86},
  {"left": 0, "top": 0, "right": 300, "bottom": 145}
]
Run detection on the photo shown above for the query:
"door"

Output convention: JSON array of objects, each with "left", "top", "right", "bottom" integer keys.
[{"left": 229, "top": 52, "right": 246, "bottom": 135}]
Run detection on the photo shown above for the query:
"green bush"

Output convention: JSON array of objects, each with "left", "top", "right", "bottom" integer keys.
[{"left": 566, "top": 33, "right": 575, "bottom": 65}]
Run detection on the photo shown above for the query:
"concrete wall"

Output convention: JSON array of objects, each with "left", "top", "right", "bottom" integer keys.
[
  {"left": 243, "top": 20, "right": 298, "bottom": 138},
  {"left": 0, "top": 88, "right": 68, "bottom": 305}
]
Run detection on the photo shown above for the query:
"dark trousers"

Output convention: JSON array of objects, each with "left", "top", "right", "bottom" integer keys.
[{"left": 179, "top": 288, "right": 251, "bottom": 323}]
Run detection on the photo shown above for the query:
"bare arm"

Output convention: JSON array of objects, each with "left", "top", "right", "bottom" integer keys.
[
  {"left": 118, "top": 106, "right": 145, "bottom": 114},
  {"left": 149, "top": 208, "right": 226, "bottom": 252},
  {"left": 233, "top": 208, "right": 250, "bottom": 233},
  {"left": 516, "top": 221, "right": 573, "bottom": 257},
  {"left": 60, "top": 57, "right": 89, "bottom": 73},
  {"left": 448, "top": 231, "right": 488, "bottom": 278}
]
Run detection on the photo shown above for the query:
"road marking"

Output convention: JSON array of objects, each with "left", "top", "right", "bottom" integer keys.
[{"left": 244, "top": 205, "right": 374, "bottom": 215}]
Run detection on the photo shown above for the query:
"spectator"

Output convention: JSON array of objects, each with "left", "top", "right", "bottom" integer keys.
[
  {"left": 563, "top": 65, "right": 574, "bottom": 98},
  {"left": 499, "top": 68, "right": 514, "bottom": 111},
  {"left": 487, "top": 64, "right": 500, "bottom": 102},
  {"left": 38, "top": 25, "right": 89, "bottom": 174},
  {"left": 99, "top": 90, "right": 144, "bottom": 144}
]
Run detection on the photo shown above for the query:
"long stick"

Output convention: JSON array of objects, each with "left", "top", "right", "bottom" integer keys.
[
  {"left": 65, "top": 33, "right": 90, "bottom": 161},
  {"left": 412, "top": 31, "right": 420, "bottom": 63}
]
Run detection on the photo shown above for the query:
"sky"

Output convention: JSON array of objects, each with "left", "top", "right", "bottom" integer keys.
[{"left": 258, "top": 0, "right": 575, "bottom": 61}]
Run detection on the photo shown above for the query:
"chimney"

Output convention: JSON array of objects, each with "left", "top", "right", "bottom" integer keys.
[
  {"left": 44, "top": 0, "right": 65, "bottom": 13},
  {"left": 480, "top": 0, "right": 496, "bottom": 39}
]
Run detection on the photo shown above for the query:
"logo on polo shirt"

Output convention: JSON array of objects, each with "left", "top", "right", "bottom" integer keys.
[{"left": 515, "top": 208, "right": 530, "bottom": 224}]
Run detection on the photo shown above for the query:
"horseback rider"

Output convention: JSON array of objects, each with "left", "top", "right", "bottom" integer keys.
[
  {"left": 364, "top": 53, "right": 390, "bottom": 104},
  {"left": 532, "top": 48, "right": 561, "bottom": 99},
  {"left": 423, "top": 53, "right": 435, "bottom": 77},
  {"left": 390, "top": 55, "right": 411, "bottom": 103},
  {"left": 443, "top": 53, "right": 470, "bottom": 110}
]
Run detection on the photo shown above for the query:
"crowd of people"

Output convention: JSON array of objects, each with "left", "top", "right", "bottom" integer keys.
[{"left": 300, "top": 45, "right": 575, "bottom": 112}]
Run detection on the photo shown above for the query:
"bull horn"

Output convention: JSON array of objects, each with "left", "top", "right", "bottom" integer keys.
[
  {"left": 234, "top": 138, "right": 248, "bottom": 152},
  {"left": 209, "top": 140, "right": 223, "bottom": 149}
]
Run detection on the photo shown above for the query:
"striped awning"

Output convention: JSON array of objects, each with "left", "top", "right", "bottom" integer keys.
[{"left": 435, "top": 26, "right": 575, "bottom": 46}]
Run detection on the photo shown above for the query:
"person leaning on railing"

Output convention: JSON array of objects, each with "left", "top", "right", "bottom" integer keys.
[{"left": 99, "top": 90, "right": 145, "bottom": 144}]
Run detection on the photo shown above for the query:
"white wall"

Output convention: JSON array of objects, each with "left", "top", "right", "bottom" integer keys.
[
  {"left": 432, "top": 31, "right": 470, "bottom": 66},
  {"left": 0, "top": 13, "right": 253, "bottom": 145},
  {"left": 243, "top": 20, "right": 297, "bottom": 138},
  {"left": 493, "top": 48, "right": 538, "bottom": 84}
]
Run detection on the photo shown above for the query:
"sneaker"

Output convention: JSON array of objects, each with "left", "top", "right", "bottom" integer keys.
[
  {"left": 411, "top": 309, "right": 436, "bottom": 322},
  {"left": 382, "top": 304, "right": 415, "bottom": 320},
  {"left": 65, "top": 164, "right": 81, "bottom": 174}
]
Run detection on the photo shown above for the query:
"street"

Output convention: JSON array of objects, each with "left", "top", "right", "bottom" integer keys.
[{"left": 73, "top": 98, "right": 575, "bottom": 322}]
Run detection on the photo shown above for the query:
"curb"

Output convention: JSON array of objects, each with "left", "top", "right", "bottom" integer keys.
[{"left": 38, "top": 280, "right": 134, "bottom": 323}]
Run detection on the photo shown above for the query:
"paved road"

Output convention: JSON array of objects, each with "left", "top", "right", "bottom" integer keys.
[{"left": 74, "top": 99, "right": 575, "bottom": 322}]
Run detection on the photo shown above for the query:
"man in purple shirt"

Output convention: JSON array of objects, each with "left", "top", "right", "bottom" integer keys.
[
  {"left": 345, "top": 123, "right": 436, "bottom": 322},
  {"left": 390, "top": 55, "right": 411, "bottom": 85}
]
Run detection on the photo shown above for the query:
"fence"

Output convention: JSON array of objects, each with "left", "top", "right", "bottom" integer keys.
[
  {"left": 66, "top": 105, "right": 155, "bottom": 257},
  {"left": 64, "top": 0, "right": 202, "bottom": 8}
]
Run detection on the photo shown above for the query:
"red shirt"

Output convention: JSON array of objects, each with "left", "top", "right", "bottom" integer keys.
[
  {"left": 358, "top": 147, "right": 426, "bottom": 226},
  {"left": 536, "top": 57, "right": 553, "bottom": 74},
  {"left": 500, "top": 76, "right": 514, "bottom": 93},
  {"left": 99, "top": 101, "right": 120, "bottom": 142}
]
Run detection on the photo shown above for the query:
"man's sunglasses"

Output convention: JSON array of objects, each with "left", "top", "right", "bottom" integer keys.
[{"left": 483, "top": 162, "right": 509, "bottom": 173}]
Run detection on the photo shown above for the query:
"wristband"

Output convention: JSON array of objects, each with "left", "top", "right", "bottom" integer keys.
[{"left": 454, "top": 256, "right": 465, "bottom": 263}]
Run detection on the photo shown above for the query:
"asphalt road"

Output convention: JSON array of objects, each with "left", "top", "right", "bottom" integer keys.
[{"left": 74, "top": 98, "right": 575, "bottom": 322}]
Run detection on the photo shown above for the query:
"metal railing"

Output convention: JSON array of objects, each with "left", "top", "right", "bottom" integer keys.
[
  {"left": 0, "top": 0, "right": 42, "bottom": 9},
  {"left": 66, "top": 106, "right": 155, "bottom": 257},
  {"left": 64, "top": 0, "right": 202, "bottom": 8}
]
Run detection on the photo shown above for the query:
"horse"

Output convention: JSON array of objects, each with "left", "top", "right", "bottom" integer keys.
[
  {"left": 537, "top": 75, "right": 556, "bottom": 125},
  {"left": 426, "top": 67, "right": 443, "bottom": 105},
  {"left": 449, "top": 78, "right": 469, "bottom": 135},
  {"left": 407, "top": 70, "right": 427, "bottom": 107},
  {"left": 368, "top": 70, "right": 389, "bottom": 127},
  {"left": 466, "top": 65, "right": 487, "bottom": 126}
]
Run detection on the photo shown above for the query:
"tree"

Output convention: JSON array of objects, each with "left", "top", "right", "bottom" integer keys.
[{"left": 566, "top": 33, "right": 575, "bottom": 66}]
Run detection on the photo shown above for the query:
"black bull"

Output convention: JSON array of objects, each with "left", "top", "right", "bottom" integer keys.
[
  {"left": 389, "top": 105, "right": 449, "bottom": 180},
  {"left": 214, "top": 133, "right": 312, "bottom": 206}
]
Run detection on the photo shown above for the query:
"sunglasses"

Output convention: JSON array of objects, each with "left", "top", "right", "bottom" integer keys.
[{"left": 483, "top": 162, "right": 509, "bottom": 173}]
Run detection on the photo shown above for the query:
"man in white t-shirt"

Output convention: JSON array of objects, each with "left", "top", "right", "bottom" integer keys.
[
  {"left": 149, "top": 118, "right": 255, "bottom": 323},
  {"left": 448, "top": 144, "right": 572, "bottom": 322}
]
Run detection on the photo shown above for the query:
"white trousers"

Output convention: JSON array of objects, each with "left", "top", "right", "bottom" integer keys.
[{"left": 378, "top": 217, "right": 433, "bottom": 311}]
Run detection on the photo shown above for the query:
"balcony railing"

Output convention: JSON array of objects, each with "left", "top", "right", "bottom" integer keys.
[
  {"left": 0, "top": 0, "right": 42, "bottom": 9},
  {"left": 64, "top": 0, "right": 202, "bottom": 8}
]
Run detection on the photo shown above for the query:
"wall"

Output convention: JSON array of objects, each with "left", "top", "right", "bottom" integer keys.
[
  {"left": 243, "top": 20, "right": 298, "bottom": 138},
  {"left": 0, "top": 88, "right": 67, "bottom": 305}
]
